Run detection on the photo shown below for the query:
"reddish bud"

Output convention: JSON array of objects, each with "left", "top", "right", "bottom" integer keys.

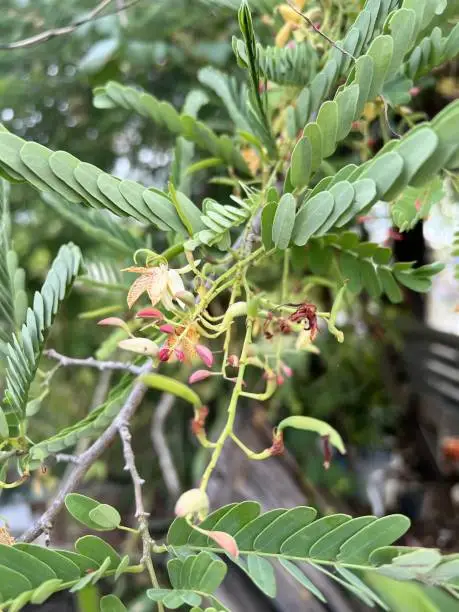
[
  {"left": 415, "top": 198, "right": 422, "bottom": 211},
  {"left": 160, "top": 324, "right": 175, "bottom": 334},
  {"left": 409, "top": 86, "right": 421, "bottom": 97},
  {"left": 196, "top": 344, "right": 214, "bottom": 368},
  {"left": 136, "top": 308, "right": 163, "bottom": 320},
  {"left": 158, "top": 347, "right": 171, "bottom": 362},
  {"left": 207, "top": 531, "right": 239, "bottom": 558},
  {"left": 281, "top": 363, "right": 293, "bottom": 378},
  {"left": 276, "top": 374, "right": 285, "bottom": 386},
  {"left": 191, "top": 405, "right": 209, "bottom": 435},
  {"left": 270, "top": 429, "right": 284, "bottom": 456},
  {"left": 98, "top": 317, "right": 128, "bottom": 329},
  {"left": 189, "top": 370, "right": 213, "bottom": 384},
  {"left": 227, "top": 354, "right": 239, "bottom": 368},
  {"left": 322, "top": 435, "right": 332, "bottom": 470},
  {"left": 174, "top": 348, "right": 185, "bottom": 362},
  {"left": 388, "top": 229, "right": 403, "bottom": 242}
]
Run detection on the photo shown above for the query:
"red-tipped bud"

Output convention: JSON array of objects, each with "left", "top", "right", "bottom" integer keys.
[
  {"left": 410, "top": 86, "right": 421, "bottom": 97},
  {"left": 174, "top": 348, "right": 185, "bottom": 362},
  {"left": 270, "top": 429, "right": 284, "bottom": 456},
  {"left": 136, "top": 308, "right": 163, "bottom": 320},
  {"left": 281, "top": 363, "right": 293, "bottom": 378},
  {"left": 158, "top": 347, "right": 171, "bottom": 362},
  {"left": 189, "top": 370, "right": 213, "bottom": 384},
  {"left": 227, "top": 354, "right": 240, "bottom": 368},
  {"left": 208, "top": 531, "right": 239, "bottom": 558},
  {"left": 276, "top": 374, "right": 285, "bottom": 386},
  {"left": 160, "top": 324, "right": 175, "bottom": 334},
  {"left": 322, "top": 435, "right": 332, "bottom": 470},
  {"left": 196, "top": 344, "right": 214, "bottom": 368},
  {"left": 98, "top": 317, "right": 129, "bottom": 331}
]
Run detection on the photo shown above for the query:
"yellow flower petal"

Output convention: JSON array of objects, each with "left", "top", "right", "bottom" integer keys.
[
  {"left": 275, "top": 22, "right": 294, "bottom": 47},
  {"left": 127, "top": 274, "right": 153, "bottom": 309}
]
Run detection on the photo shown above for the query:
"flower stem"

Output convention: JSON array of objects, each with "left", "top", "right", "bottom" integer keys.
[{"left": 200, "top": 317, "right": 254, "bottom": 492}]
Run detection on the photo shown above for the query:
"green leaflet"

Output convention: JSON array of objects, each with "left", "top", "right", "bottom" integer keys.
[
  {"left": 290, "top": 137, "right": 312, "bottom": 190},
  {"left": 100, "top": 595, "right": 128, "bottom": 612},
  {"left": 65, "top": 493, "right": 121, "bottom": 531},
  {"left": 272, "top": 194, "right": 296, "bottom": 249},
  {"left": 141, "top": 373, "right": 201, "bottom": 408},
  {"left": 1, "top": 244, "right": 81, "bottom": 424},
  {"left": 277, "top": 416, "right": 346, "bottom": 455},
  {"left": 293, "top": 192, "right": 334, "bottom": 246}
]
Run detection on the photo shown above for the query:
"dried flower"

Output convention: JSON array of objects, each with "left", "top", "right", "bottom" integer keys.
[
  {"left": 191, "top": 405, "right": 209, "bottom": 435},
  {"left": 0, "top": 526, "right": 14, "bottom": 546},
  {"left": 123, "top": 264, "right": 187, "bottom": 310},
  {"left": 227, "top": 354, "right": 240, "bottom": 368}
]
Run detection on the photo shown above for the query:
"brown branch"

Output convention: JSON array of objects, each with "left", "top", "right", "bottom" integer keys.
[
  {"left": 285, "top": 0, "right": 356, "bottom": 61},
  {"left": 151, "top": 393, "right": 181, "bottom": 501},
  {"left": 0, "top": 0, "right": 143, "bottom": 50},
  {"left": 44, "top": 349, "right": 143, "bottom": 376},
  {"left": 118, "top": 421, "right": 164, "bottom": 610},
  {"left": 19, "top": 361, "right": 152, "bottom": 543}
]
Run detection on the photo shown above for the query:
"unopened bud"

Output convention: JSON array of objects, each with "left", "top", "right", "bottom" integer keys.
[
  {"left": 175, "top": 291, "right": 196, "bottom": 307},
  {"left": 174, "top": 488, "right": 209, "bottom": 520},
  {"left": 118, "top": 338, "right": 158, "bottom": 356},
  {"left": 158, "top": 347, "right": 171, "bottom": 362},
  {"left": 196, "top": 344, "right": 214, "bottom": 368},
  {"left": 136, "top": 308, "right": 163, "bottom": 320},
  {"left": 189, "top": 370, "right": 213, "bottom": 384},
  {"left": 160, "top": 324, "right": 175, "bottom": 334}
]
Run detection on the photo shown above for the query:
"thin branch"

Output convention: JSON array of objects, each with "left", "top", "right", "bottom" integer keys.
[
  {"left": 118, "top": 421, "right": 164, "bottom": 612},
  {"left": 285, "top": 0, "right": 356, "bottom": 61},
  {"left": 0, "top": 0, "right": 143, "bottom": 50},
  {"left": 151, "top": 393, "right": 181, "bottom": 501},
  {"left": 55, "top": 453, "right": 81, "bottom": 465},
  {"left": 44, "top": 349, "right": 143, "bottom": 376},
  {"left": 19, "top": 361, "right": 152, "bottom": 543}
]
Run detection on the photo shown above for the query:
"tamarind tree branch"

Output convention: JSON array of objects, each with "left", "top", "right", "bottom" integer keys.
[
  {"left": 19, "top": 361, "right": 152, "bottom": 543},
  {"left": 44, "top": 349, "right": 143, "bottom": 375}
]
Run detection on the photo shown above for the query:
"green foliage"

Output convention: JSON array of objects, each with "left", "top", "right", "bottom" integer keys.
[
  {"left": 93, "top": 81, "right": 249, "bottom": 174},
  {"left": 167, "top": 502, "right": 459, "bottom": 603},
  {"left": 65, "top": 493, "right": 122, "bottom": 531},
  {"left": 0, "top": 535, "right": 134, "bottom": 610},
  {"left": 1, "top": 243, "right": 81, "bottom": 435}
]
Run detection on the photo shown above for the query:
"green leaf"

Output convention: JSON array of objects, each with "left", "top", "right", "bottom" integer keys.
[
  {"left": 366, "top": 35, "right": 394, "bottom": 98},
  {"left": 246, "top": 555, "right": 276, "bottom": 598},
  {"left": 89, "top": 505, "right": 122, "bottom": 531},
  {"left": 0, "top": 545, "right": 56, "bottom": 587},
  {"left": 115, "top": 555, "right": 131, "bottom": 581},
  {"left": 14, "top": 544, "right": 80, "bottom": 582},
  {"left": 141, "top": 373, "right": 201, "bottom": 408},
  {"left": 290, "top": 138, "right": 312, "bottom": 190},
  {"left": 277, "top": 416, "right": 346, "bottom": 454},
  {"left": 29, "top": 579, "right": 63, "bottom": 605},
  {"left": 361, "top": 260, "right": 382, "bottom": 298},
  {"left": 317, "top": 181, "right": 354, "bottom": 234},
  {"left": 379, "top": 268, "right": 403, "bottom": 303},
  {"left": 65, "top": 493, "right": 120, "bottom": 531},
  {"left": 338, "top": 515, "right": 411, "bottom": 564},
  {"left": 293, "top": 192, "right": 334, "bottom": 246},
  {"left": 302, "top": 123, "right": 323, "bottom": 175},
  {"left": 279, "top": 559, "right": 326, "bottom": 603},
  {"left": 75, "top": 536, "right": 121, "bottom": 569},
  {"left": 335, "top": 84, "right": 359, "bottom": 141},
  {"left": 316, "top": 101, "right": 338, "bottom": 158},
  {"left": 253, "top": 507, "right": 317, "bottom": 554},
  {"left": 272, "top": 194, "right": 296, "bottom": 249},
  {"left": 100, "top": 594, "right": 128, "bottom": 612},
  {"left": 261, "top": 201, "right": 277, "bottom": 250},
  {"left": 0, "top": 567, "right": 32, "bottom": 599},
  {"left": 309, "top": 516, "right": 377, "bottom": 561}
]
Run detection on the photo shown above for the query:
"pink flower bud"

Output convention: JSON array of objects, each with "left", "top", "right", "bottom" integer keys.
[
  {"left": 410, "top": 86, "right": 421, "bottom": 97},
  {"left": 98, "top": 317, "right": 129, "bottom": 332},
  {"left": 196, "top": 344, "right": 214, "bottom": 368},
  {"left": 189, "top": 370, "right": 213, "bottom": 384},
  {"left": 276, "top": 374, "right": 285, "bottom": 386},
  {"left": 159, "top": 324, "right": 175, "bottom": 334},
  {"left": 136, "top": 308, "right": 163, "bottom": 320},
  {"left": 207, "top": 531, "right": 239, "bottom": 558},
  {"left": 158, "top": 347, "right": 171, "bottom": 362},
  {"left": 174, "top": 348, "right": 185, "bottom": 362},
  {"left": 281, "top": 363, "right": 293, "bottom": 378},
  {"left": 227, "top": 354, "right": 239, "bottom": 368}
]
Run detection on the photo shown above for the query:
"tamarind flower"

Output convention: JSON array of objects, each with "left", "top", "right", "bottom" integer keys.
[
  {"left": 0, "top": 526, "right": 14, "bottom": 546},
  {"left": 123, "top": 264, "right": 186, "bottom": 311}
]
